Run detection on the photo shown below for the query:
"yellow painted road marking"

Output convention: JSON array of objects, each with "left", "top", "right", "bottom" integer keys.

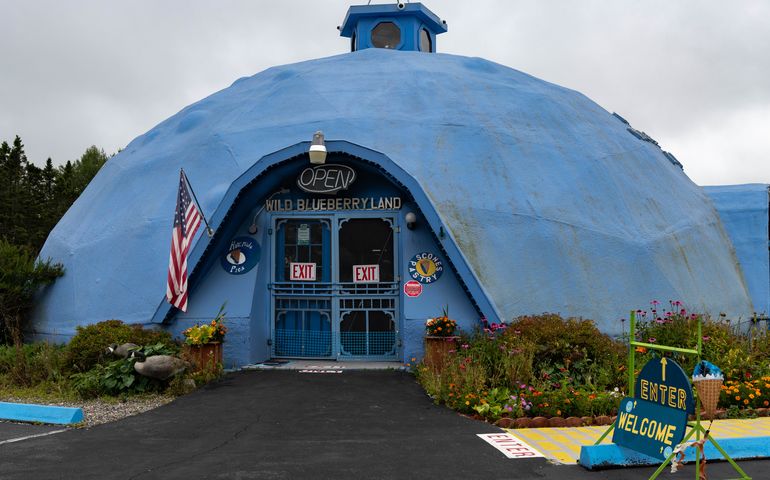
[{"left": 506, "top": 417, "right": 770, "bottom": 464}]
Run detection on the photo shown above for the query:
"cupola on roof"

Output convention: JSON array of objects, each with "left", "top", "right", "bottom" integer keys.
[{"left": 339, "top": 2, "right": 447, "bottom": 52}]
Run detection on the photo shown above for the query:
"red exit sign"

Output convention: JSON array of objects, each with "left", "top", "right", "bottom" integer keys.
[
  {"left": 290, "top": 262, "right": 316, "bottom": 281},
  {"left": 353, "top": 264, "right": 379, "bottom": 283}
]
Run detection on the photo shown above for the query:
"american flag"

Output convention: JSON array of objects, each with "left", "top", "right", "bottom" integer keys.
[{"left": 166, "top": 170, "right": 202, "bottom": 311}]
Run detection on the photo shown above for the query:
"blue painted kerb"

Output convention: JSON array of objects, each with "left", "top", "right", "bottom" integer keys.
[
  {"left": 579, "top": 437, "right": 770, "bottom": 470},
  {"left": 0, "top": 401, "right": 83, "bottom": 425}
]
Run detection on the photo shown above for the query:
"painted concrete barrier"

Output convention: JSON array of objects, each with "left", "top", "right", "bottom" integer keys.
[
  {"left": 579, "top": 437, "right": 770, "bottom": 470},
  {"left": 0, "top": 401, "right": 83, "bottom": 425}
]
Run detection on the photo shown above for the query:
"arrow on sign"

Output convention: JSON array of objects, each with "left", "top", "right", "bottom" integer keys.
[{"left": 660, "top": 358, "right": 668, "bottom": 382}]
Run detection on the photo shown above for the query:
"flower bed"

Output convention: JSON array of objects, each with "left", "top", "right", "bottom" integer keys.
[
  {"left": 414, "top": 305, "right": 770, "bottom": 426},
  {"left": 415, "top": 314, "right": 625, "bottom": 423}
]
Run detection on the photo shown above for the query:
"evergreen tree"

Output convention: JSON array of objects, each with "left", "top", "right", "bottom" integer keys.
[
  {"left": 0, "top": 137, "right": 110, "bottom": 253},
  {"left": 0, "top": 136, "right": 109, "bottom": 344},
  {"left": 0, "top": 136, "right": 31, "bottom": 247}
]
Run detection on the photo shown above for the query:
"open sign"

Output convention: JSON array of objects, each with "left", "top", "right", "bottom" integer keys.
[
  {"left": 353, "top": 264, "right": 379, "bottom": 283},
  {"left": 290, "top": 262, "right": 316, "bottom": 281},
  {"left": 296, "top": 164, "right": 356, "bottom": 194}
]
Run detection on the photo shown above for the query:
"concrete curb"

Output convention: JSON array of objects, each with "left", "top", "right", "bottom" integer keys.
[
  {"left": 0, "top": 402, "right": 83, "bottom": 425},
  {"left": 579, "top": 437, "right": 770, "bottom": 470}
]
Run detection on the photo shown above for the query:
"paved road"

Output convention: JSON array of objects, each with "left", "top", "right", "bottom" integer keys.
[{"left": 0, "top": 370, "right": 765, "bottom": 479}]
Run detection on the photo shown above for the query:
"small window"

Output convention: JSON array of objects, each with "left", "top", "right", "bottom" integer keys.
[
  {"left": 351, "top": 31, "right": 357, "bottom": 52},
  {"left": 419, "top": 28, "right": 432, "bottom": 52},
  {"left": 371, "top": 22, "right": 401, "bottom": 49}
]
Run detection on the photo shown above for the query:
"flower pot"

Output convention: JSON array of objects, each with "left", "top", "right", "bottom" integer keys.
[
  {"left": 187, "top": 342, "right": 223, "bottom": 371},
  {"left": 423, "top": 336, "right": 458, "bottom": 370}
]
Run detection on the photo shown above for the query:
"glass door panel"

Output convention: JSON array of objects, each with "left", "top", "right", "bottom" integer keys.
[
  {"left": 338, "top": 218, "right": 394, "bottom": 282},
  {"left": 276, "top": 220, "right": 330, "bottom": 282}
]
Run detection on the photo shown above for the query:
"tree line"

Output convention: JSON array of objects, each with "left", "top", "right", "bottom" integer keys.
[
  {"left": 0, "top": 135, "right": 109, "bottom": 343},
  {"left": 0, "top": 135, "right": 108, "bottom": 254}
]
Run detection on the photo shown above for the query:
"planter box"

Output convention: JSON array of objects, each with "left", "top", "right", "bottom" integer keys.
[
  {"left": 187, "top": 342, "right": 223, "bottom": 371},
  {"left": 423, "top": 336, "right": 458, "bottom": 370}
]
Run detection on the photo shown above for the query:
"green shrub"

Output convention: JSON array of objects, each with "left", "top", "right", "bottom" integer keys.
[
  {"left": 70, "top": 342, "right": 177, "bottom": 398},
  {"left": 527, "top": 388, "right": 619, "bottom": 418},
  {"left": 635, "top": 306, "right": 758, "bottom": 379},
  {"left": 0, "top": 342, "right": 68, "bottom": 387},
  {"left": 66, "top": 320, "right": 177, "bottom": 372},
  {"left": 0, "top": 239, "right": 64, "bottom": 344},
  {"left": 509, "top": 314, "right": 625, "bottom": 390}
]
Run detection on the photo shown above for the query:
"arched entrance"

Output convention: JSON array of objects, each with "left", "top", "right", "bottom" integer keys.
[{"left": 152, "top": 141, "right": 494, "bottom": 366}]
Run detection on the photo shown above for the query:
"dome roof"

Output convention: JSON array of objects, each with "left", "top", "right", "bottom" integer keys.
[{"left": 34, "top": 48, "right": 752, "bottom": 335}]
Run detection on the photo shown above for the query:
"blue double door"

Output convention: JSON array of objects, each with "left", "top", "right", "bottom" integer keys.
[{"left": 271, "top": 215, "right": 399, "bottom": 360}]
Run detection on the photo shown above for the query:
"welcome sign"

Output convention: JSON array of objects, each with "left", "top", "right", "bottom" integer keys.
[
  {"left": 612, "top": 357, "right": 692, "bottom": 460},
  {"left": 612, "top": 397, "right": 687, "bottom": 461}
]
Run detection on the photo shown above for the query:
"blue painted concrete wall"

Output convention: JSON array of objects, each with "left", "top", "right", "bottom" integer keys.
[
  {"left": 33, "top": 48, "right": 753, "bottom": 362},
  {"left": 399, "top": 200, "right": 479, "bottom": 362},
  {"left": 704, "top": 184, "right": 770, "bottom": 316}
]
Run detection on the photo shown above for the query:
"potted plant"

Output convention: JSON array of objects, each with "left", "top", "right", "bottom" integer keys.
[
  {"left": 424, "top": 306, "right": 458, "bottom": 369},
  {"left": 183, "top": 304, "right": 227, "bottom": 371}
]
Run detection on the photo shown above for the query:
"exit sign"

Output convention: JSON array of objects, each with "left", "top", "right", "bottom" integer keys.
[
  {"left": 290, "top": 262, "right": 316, "bottom": 281},
  {"left": 353, "top": 264, "right": 380, "bottom": 283}
]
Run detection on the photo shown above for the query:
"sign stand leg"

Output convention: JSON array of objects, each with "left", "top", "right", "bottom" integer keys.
[
  {"left": 593, "top": 424, "right": 614, "bottom": 446},
  {"left": 647, "top": 425, "right": 699, "bottom": 480}
]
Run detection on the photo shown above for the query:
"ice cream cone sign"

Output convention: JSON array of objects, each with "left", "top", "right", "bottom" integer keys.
[{"left": 692, "top": 360, "right": 724, "bottom": 420}]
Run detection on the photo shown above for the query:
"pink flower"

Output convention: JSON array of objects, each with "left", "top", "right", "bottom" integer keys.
[{"left": 648, "top": 337, "right": 657, "bottom": 343}]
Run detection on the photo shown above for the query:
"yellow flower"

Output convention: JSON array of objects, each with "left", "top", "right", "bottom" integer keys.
[
  {"left": 465, "top": 401, "right": 470, "bottom": 405},
  {"left": 750, "top": 394, "right": 755, "bottom": 399},
  {"left": 736, "top": 396, "right": 741, "bottom": 401},
  {"left": 744, "top": 399, "right": 750, "bottom": 405}
]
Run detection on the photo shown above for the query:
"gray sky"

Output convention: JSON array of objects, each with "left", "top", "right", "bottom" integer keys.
[{"left": 1, "top": 1, "right": 768, "bottom": 185}]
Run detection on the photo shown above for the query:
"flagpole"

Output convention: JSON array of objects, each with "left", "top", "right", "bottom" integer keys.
[{"left": 181, "top": 168, "right": 215, "bottom": 237}]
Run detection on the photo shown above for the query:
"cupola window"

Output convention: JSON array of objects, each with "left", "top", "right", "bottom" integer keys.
[
  {"left": 419, "top": 28, "right": 432, "bottom": 52},
  {"left": 371, "top": 22, "right": 401, "bottom": 49}
]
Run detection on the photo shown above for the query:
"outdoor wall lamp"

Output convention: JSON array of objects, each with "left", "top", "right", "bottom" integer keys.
[
  {"left": 405, "top": 212, "right": 417, "bottom": 230},
  {"left": 248, "top": 188, "right": 290, "bottom": 234},
  {"left": 309, "top": 131, "right": 327, "bottom": 164}
]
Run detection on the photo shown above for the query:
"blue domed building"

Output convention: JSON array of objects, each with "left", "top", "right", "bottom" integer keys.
[{"left": 33, "top": 3, "right": 758, "bottom": 367}]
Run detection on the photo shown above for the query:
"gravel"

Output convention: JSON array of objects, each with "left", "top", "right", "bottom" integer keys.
[{"left": 1, "top": 395, "right": 175, "bottom": 428}]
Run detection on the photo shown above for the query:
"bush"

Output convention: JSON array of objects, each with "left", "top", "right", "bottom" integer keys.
[
  {"left": 66, "top": 320, "right": 177, "bottom": 372},
  {"left": 0, "top": 239, "right": 63, "bottom": 344},
  {"left": 635, "top": 304, "right": 760, "bottom": 380},
  {"left": 510, "top": 314, "right": 625, "bottom": 390},
  {"left": 0, "top": 342, "right": 68, "bottom": 387},
  {"left": 70, "top": 342, "right": 177, "bottom": 399},
  {"left": 719, "top": 377, "right": 770, "bottom": 410}
]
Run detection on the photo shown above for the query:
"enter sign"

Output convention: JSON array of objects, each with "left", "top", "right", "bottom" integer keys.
[{"left": 353, "top": 264, "right": 380, "bottom": 283}]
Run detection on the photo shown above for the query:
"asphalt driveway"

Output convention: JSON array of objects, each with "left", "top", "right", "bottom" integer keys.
[{"left": 0, "top": 370, "right": 765, "bottom": 479}]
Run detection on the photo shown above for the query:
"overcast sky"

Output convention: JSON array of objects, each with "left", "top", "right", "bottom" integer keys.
[{"left": 1, "top": 1, "right": 768, "bottom": 186}]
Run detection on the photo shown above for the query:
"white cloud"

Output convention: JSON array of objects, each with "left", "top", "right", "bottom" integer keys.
[
  {"left": 1, "top": 0, "right": 768, "bottom": 186},
  {"left": 669, "top": 103, "right": 770, "bottom": 185}
]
